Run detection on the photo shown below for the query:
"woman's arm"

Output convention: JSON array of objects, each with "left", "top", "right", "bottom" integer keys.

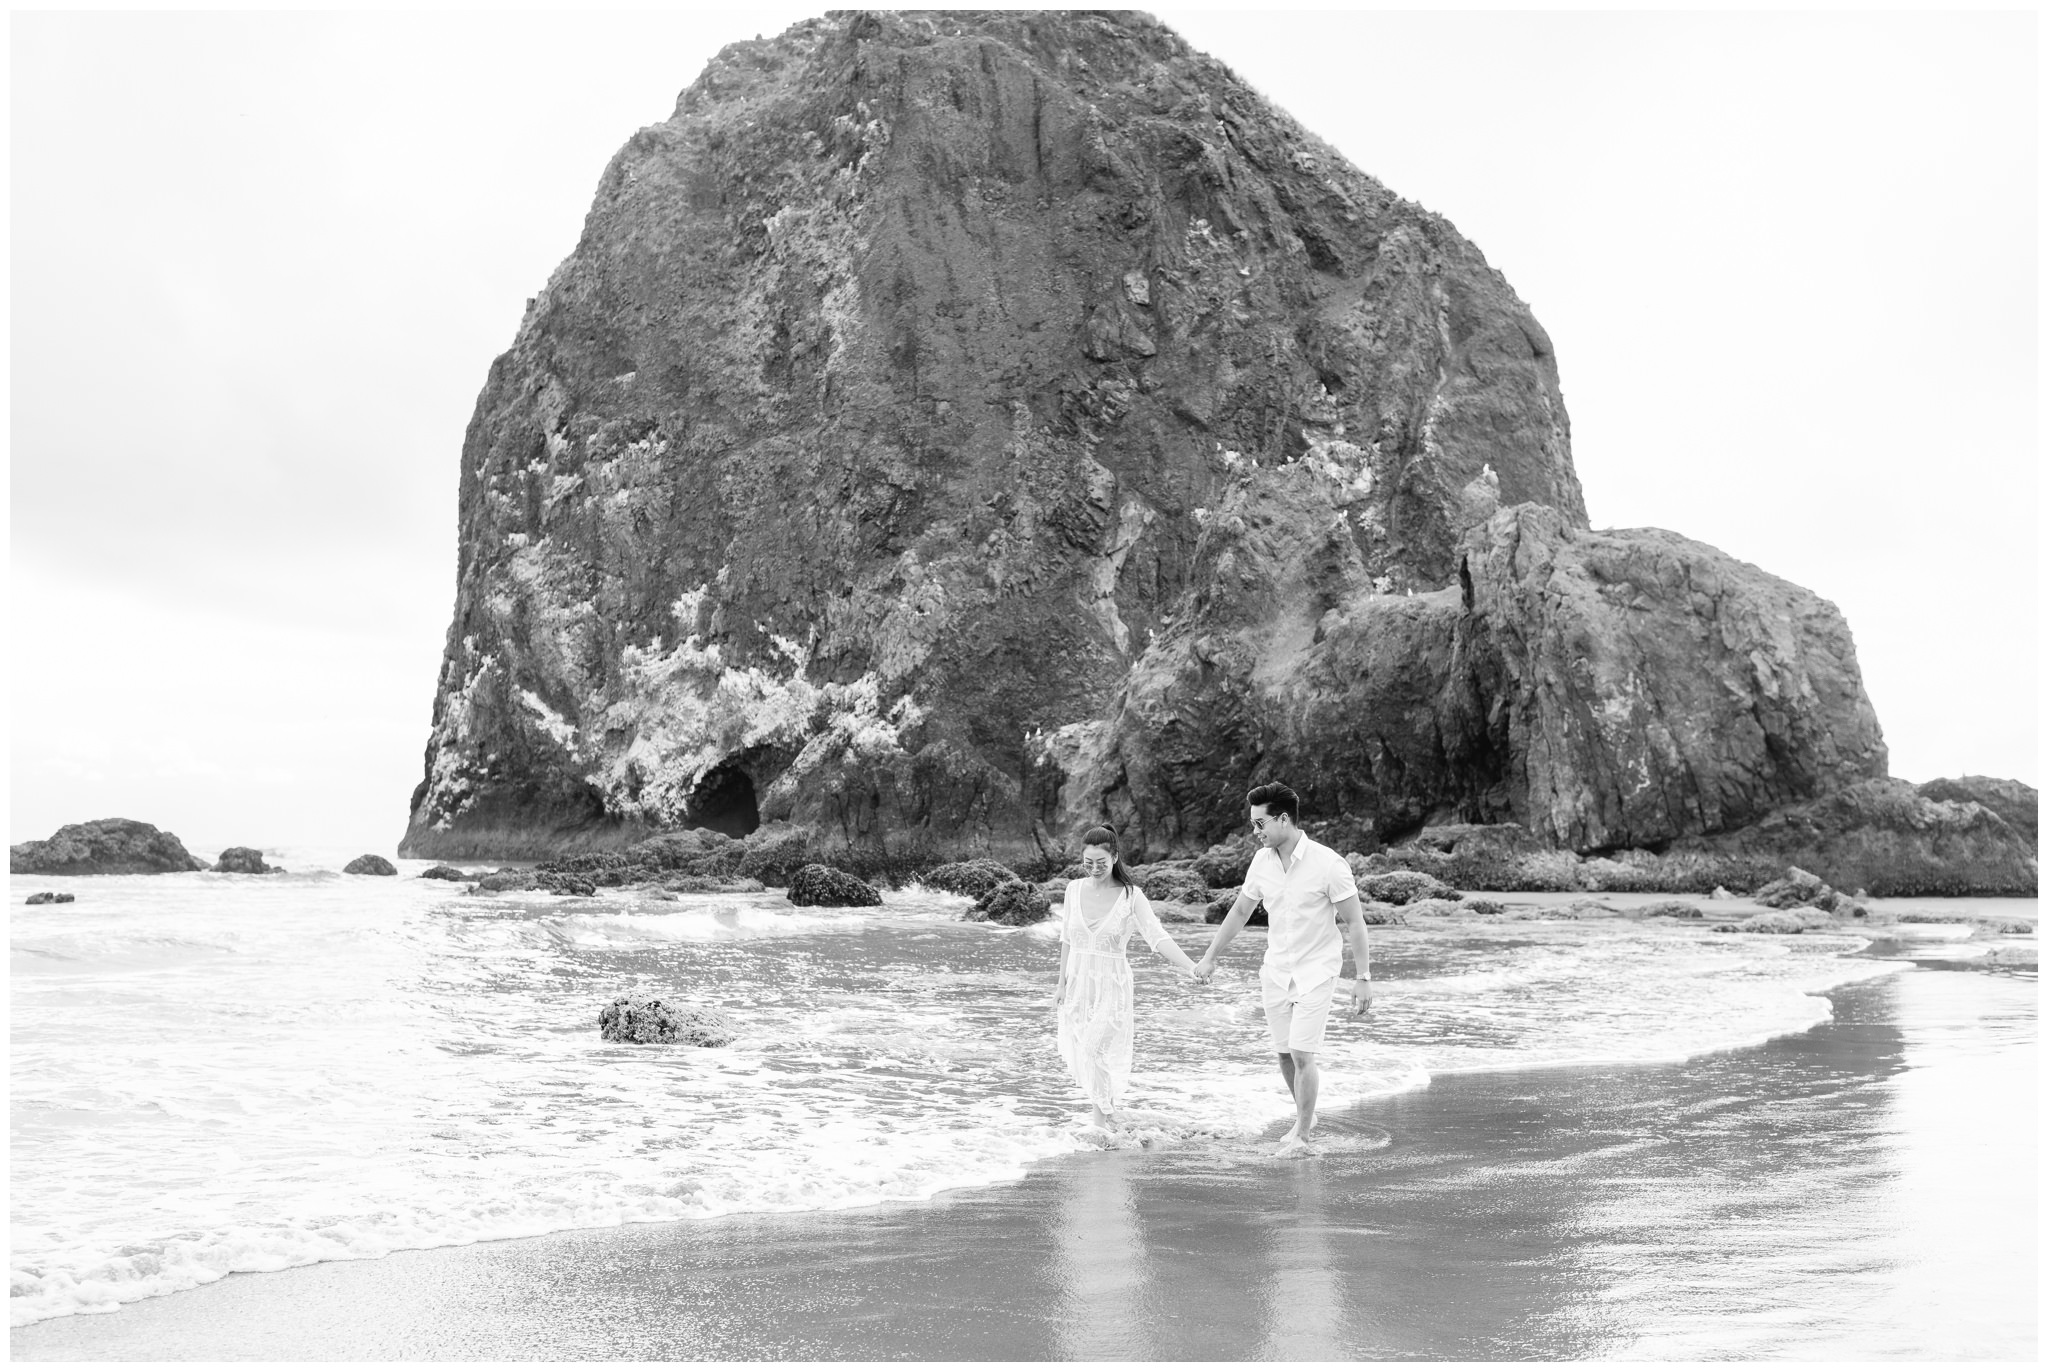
[
  {"left": 1133, "top": 888, "right": 1198, "bottom": 976},
  {"left": 1052, "top": 906, "right": 1071, "bottom": 1009}
]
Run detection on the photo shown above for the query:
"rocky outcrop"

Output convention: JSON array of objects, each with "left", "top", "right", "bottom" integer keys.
[
  {"left": 420, "top": 864, "right": 472, "bottom": 880},
  {"left": 1916, "top": 776, "right": 2036, "bottom": 848},
  {"left": 1670, "top": 778, "right": 2036, "bottom": 897},
  {"left": 401, "top": 10, "right": 1595, "bottom": 863},
  {"left": 215, "top": 848, "right": 283, "bottom": 875},
  {"left": 24, "top": 892, "right": 76, "bottom": 905},
  {"left": 10, "top": 819, "right": 206, "bottom": 876},
  {"left": 786, "top": 863, "right": 883, "bottom": 906},
  {"left": 400, "top": 10, "right": 1900, "bottom": 881},
  {"left": 343, "top": 854, "right": 398, "bottom": 876},
  {"left": 598, "top": 996, "right": 738, "bottom": 1046}
]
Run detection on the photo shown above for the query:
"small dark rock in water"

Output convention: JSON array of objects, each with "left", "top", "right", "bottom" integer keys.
[
  {"left": 787, "top": 864, "right": 883, "bottom": 908},
  {"left": 969, "top": 878, "right": 1051, "bottom": 926},
  {"left": 1753, "top": 867, "right": 1831, "bottom": 910},
  {"left": 1463, "top": 898, "right": 1507, "bottom": 914},
  {"left": 598, "top": 996, "right": 738, "bottom": 1046},
  {"left": 10, "top": 818, "right": 207, "bottom": 875},
  {"left": 24, "top": 891, "right": 75, "bottom": 905},
  {"left": 419, "top": 864, "right": 471, "bottom": 881},
  {"left": 1356, "top": 870, "right": 1463, "bottom": 905},
  {"left": 471, "top": 868, "right": 597, "bottom": 897},
  {"left": 342, "top": 854, "right": 397, "bottom": 876},
  {"left": 215, "top": 847, "right": 283, "bottom": 875},
  {"left": 916, "top": 859, "right": 1020, "bottom": 901}
]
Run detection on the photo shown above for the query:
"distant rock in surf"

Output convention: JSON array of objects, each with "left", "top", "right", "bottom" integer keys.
[
  {"left": 343, "top": 854, "right": 398, "bottom": 876},
  {"left": 916, "top": 859, "right": 1023, "bottom": 901},
  {"left": 10, "top": 819, "right": 207, "bottom": 876},
  {"left": 214, "top": 847, "right": 284, "bottom": 875},
  {"left": 598, "top": 996, "right": 738, "bottom": 1046},
  {"left": 419, "top": 864, "right": 472, "bottom": 881},
  {"left": 24, "top": 891, "right": 75, "bottom": 905},
  {"left": 967, "top": 878, "right": 1052, "bottom": 926}
]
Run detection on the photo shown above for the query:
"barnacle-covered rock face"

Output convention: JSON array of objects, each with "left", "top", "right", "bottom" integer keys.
[{"left": 401, "top": 10, "right": 1883, "bottom": 867}]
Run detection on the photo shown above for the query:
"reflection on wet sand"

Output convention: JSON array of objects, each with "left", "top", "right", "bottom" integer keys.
[
  {"left": 1053, "top": 1154, "right": 1147, "bottom": 1359},
  {"left": 1255, "top": 1165, "right": 1351, "bottom": 1359}
]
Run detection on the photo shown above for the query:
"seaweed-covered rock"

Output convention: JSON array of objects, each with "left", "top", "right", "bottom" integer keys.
[
  {"left": 215, "top": 847, "right": 282, "bottom": 875},
  {"left": 1189, "top": 838, "right": 1260, "bottom": 889},
  {"left": 1132, "top": 864, "right": 1211, "bottom": 906},
  {"left": 736, "top": 829, "right": 815, "bottom": 886},
  {"left": 24, "top": 892, "right": 75, "bottom": 905},
  {"left": 472, "top": 868, "right": 597, "bottom": 896},
  {"left": 598, "top": 996, "right": 738, "bottom": 1046},
  {"left": 343, "top": 854, "right": 397, "bottom": 876},
  {"left": 1204, "top": 891, "right": 1266, "bottom": 926},
  {"left": 1396, "top": 898, "right": 1459, "bottom": 919},
  {"left": 420, "top": 864, "right": 472, "bottom": 880},
  {"left": 787, "top": 864, "right": 883, "bottom": 908},
  {"left": 916, "top": 859, "right": 1022, "bottom": 901},
  {"left": 10, "top": 818, "right": 206, "bottom": 876},
  {"left": 1355, "top": 870, "right": 1462, "bottom": 905},
  {"left": 969, "top": 879, "right": 1052, "bottom": 926}
]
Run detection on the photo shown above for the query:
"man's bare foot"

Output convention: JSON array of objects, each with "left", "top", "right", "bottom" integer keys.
[{"left": 1273, "top": 1135, "right": 1314, "bottom": 1158}]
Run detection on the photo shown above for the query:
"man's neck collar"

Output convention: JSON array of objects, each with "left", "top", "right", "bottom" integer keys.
[{"left": 1276, "top": 831, "right": 1305, "bottom": 864}]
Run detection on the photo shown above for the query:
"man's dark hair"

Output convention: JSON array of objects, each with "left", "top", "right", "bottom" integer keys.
[{"left": 1245, "top": 781, "right": 1300, "bottom": 822}]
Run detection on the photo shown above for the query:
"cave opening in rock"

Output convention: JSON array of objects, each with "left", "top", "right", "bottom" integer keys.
[{"left": 685, "top": 762, "right": 760, "bottom": 839}]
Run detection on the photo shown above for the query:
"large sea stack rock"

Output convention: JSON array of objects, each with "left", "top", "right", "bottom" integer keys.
[
  {"left": 400, "top": 10, "right": 1885, "bottom": 868},
  {"left": 11, "top": 819, "right": 206, "bottom": 876}
]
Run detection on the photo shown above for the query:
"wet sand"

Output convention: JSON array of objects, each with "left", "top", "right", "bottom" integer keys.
[{"left": 13, "top": 964, "right": 2034, "bottom": 1361}]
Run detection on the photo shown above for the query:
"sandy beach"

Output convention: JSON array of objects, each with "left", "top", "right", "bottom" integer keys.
[{"left": 13, "top": 964, "right": 2033, "bottom": 1362}]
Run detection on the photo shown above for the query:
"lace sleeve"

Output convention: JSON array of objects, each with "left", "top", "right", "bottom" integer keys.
[{"left": 1129, "top": 888, "right": 1176, "bottom": 955}]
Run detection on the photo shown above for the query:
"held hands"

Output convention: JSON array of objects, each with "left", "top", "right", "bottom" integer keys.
[
  {"left": 1346, "top": 979, "right": 1375, "bottom": 1019},
  {"left": 1189, "top": 957, "right": 1215, "bottom": 984}
]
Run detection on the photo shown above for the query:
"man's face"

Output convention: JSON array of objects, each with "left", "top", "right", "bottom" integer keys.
[{"left": 1248, "top": 803, "right": 1295, "bottom": 849}]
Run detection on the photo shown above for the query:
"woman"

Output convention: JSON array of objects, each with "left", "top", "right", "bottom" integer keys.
[{"left": 1052, "top": 826, "right": 1200, "bottom": 1127}]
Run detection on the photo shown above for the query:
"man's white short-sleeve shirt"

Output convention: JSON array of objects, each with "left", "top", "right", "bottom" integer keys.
[{"left": 1242, "top": 834, "right": 1358, "bottom": 992}]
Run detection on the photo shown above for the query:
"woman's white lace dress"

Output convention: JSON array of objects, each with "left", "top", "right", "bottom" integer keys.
[{"left": 1056, "top": 883, "right": 1177, "bottom": 1114}]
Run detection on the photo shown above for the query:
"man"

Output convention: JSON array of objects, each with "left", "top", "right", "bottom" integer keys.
[{"left": 1193, "top": 782, "right": 1375, "bottom": 1157}]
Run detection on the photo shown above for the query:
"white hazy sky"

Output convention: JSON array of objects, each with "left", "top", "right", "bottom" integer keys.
[{"left": 9, "top": 7, "right": 2039, "bottom": 855}]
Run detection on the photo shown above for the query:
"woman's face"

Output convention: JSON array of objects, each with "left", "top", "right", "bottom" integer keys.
[{"left": 1080, "top": 845, "right": 1114, "bottom": 879}]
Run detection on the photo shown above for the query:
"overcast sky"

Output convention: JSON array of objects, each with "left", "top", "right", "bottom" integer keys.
[{"left": 10, "top": 8, "right": 2038, "bottom": 854}]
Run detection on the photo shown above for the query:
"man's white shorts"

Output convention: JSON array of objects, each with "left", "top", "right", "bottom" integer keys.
[{"left": 1261, "top": 970, "right": 1338, "bottom": 1053}]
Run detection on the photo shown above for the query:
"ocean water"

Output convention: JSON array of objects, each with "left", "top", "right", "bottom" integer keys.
[{"left": 8, "top": 850, "right": 2025, "bottom": 1328}]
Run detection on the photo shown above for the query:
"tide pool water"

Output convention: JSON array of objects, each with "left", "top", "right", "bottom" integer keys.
[{"left": 7, "top": 849, "right": 1984, "bottom": 1327}]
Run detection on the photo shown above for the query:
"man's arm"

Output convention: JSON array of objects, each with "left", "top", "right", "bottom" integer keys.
[
  {"left": 1192, "top": 891, "right": 1259, "bottom": 981},
  {"left": 1333, "top": 894, "right": 1375, "bottom": 1016}
]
